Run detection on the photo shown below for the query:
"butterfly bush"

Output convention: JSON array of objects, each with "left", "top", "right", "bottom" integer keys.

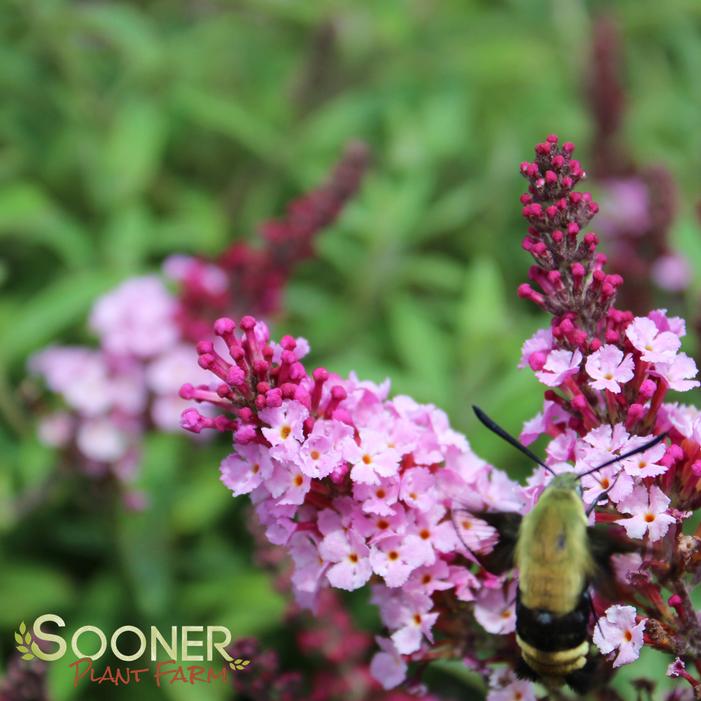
[
  {"left": 182, "top": 136, "right": 701, "bottom": 699},
  {"left": 28, "top": 144, "right": 368, "bottom": 506}
]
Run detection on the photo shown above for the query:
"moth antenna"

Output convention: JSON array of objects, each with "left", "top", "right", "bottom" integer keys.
[
  {"left": 585, "top": 471, "right": 622, "bottom": 518},
  {"left": 587, "top": 593, "right": 605, "bottom": 640},
  {"left": 576, "top": 432, "right": 668, "bottom": 479},
  {"left": 472, "top": 406, "right": 556, "bottom": 476},
  {"left": 449, "top": 508, "right": 482, "bottom": 566}
]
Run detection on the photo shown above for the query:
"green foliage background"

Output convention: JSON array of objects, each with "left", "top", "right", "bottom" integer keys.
[{"left": 1, "top": 1, "right": 700, "bottom": 698}]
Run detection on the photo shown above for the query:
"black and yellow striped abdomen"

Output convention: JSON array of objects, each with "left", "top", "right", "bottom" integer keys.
[{"left": 515, "top": 588, "right": 593, "bottom": 691}]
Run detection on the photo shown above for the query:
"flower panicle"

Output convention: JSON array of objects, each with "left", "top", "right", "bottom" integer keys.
[{"left": 518, "top": 134, "right": 627, "bottom": 347}]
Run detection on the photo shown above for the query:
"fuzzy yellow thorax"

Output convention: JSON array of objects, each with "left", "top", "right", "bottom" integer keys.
[{"left": 515, "top": 473, "right": 594, "bottom": 614}]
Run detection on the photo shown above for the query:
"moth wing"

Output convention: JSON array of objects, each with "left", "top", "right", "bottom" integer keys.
[
  {"left": 587, "top": 522, "right": 638, "bottom": 598},
  {"left": 451, "top": 509, "right": 521, "bottom": 574}
]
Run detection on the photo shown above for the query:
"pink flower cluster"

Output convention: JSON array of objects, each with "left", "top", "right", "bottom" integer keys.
[
  {"left": 181, "top": 314, "right": 531, "bottom": 687},
  {"left": 517, "top": 135, "right": 701, "bottom": 693},
  {"left": 30, "top": 146, "right": 368, "bottom": 504},
  {"left": 182, "top": 136, "right": 701, "bottom": 698},
  {"left": 30, "top": 275, "right": 196, "bottom": 504}
]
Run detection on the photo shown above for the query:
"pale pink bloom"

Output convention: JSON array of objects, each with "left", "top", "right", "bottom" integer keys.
[
  {"left": 404, "top": 505, "right": 458, "bottom": 566},
  {"left": 651, "top": 254, "right": 691, "bottom": 293},
  {"left": 596, "top": 178, "right": 650, "bottom": 237},
  {"left": 267, "top": 462, "right": 311, "bottom": 505},
  {"left": 146, "top": 344, "right": 209, "bottom": 396},
  {"left": 345, "top": 428, "right": 401, "bottom": 485},
  {"left": 474, "top": 583, "right": 517, "bottom": 635},
  {"left": 661, "top": 402, "right": 701, "bottom": 439},
  {"left": 404, "top": 561, "right": 455, "bottom": 596},
  {"left": 370, "top": 536, "right": 423, "bottom": 587},
  {"left": 585, "top": 344, "right": 634, "bottom": 393},
  {"left": 289, "top": 532, "right": 328, "bottom": 597},
  {"left": 593, "top": 604, "right": 646, "bottom": 667},
  {"left": 535, "top": 348, "right": 582, "bottom": 387},
  {"left": 76, "top": 417, "right": 130, "bottom": 462},
  {"left": 625, "top": 316, "right": 680, "bottom": 363},
  {"left": 449, "top": 565, "right": 481, "bottom": 602},
  {"left": 359, "top": 505, "right": 409, "bottom": 542},
  {"left": 390, "top": 593, "right": 438, "bottom": 654},
  {"left": 452, "top": 513, "right": 499, "bottom": 555},
  {"left": 648, "top": 308, "right": 686, "bottom": 337},
  {"left": 220, "top": 444, "right": 274, "bottom": 496},
  {"left": 545, "top": 428, "right": 577, "bottom": 463},
  {"left": 260, "top": 400, "right": 308, "bottom": 453},
  {"left": 353, "top": 478, "right": 400, "bottom": 516},
  {"left": 518, "top": 328, "right": 553, "bottom": 369},
  {"left": 298, "top": 425, "right": 344, "bottom": 479},
  {"left": 151, "top": 395, "right": 192, "bottom": 432},
  {"left": 611, "top": 553, "right": 643, "bottom": 585},
  {"left": 620, "top": 438, "right": 667, "bottom": 479},
  {"left": 399, "top": 467, "right": 437, "bottom": 511},
  {"left": 369, "top": 637, "right": 407, "bottom": 690},
  {"left": 653, "top": 353, "right": 700, "bottom": 392},
  {"left": 519, "top": 400, "right": 569, "bottom": 445},
  {"left": 31, "top": 347, "right": 115, "bottom": 416},
  {"left": 90, "top": 275, "right": 179, "bottom": 358},
  {"left": 37, "top": 412, "right": 73, "bottom": 448},
  {"left": 616, "top": 486, "right": 676, "bottom": 541},
  {"left": 667, "top": 657, "right": 687, "bottom": 678},
  {"left": 487, "top": 679, "right": 536, "bottom": 701},
  {"left": 162, "top": 254, "right": 228, "bottom": 295},
  {"left": 581, "top": 465, "right": 633, "bottom": 507},
  {"left": 319, "top": 529, "right": 372, "bottom": 590}
]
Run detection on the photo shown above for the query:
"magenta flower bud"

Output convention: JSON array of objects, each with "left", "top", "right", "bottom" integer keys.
[
  {"left": 196, "top": 340, "right": 214, "bottom": 355},
  {"left": 227, "top": 366, "right": 246, "bottom": 386},
  {"left": 265, "top": 388, "right": 282, "bottom": 408},
  {"left": 180, "top": 383, "right": 195, "bottom": 400},
  {"left": 181, "top": 408, "right": 205, "bottom": 433},
  {"left": 639, "top": 379, "right": 657, "bottom": 398},
  {"left": 234, "top": 424, "right": 257, "bottom": 443},
  {"left": 528, "top": 352, "right": 547, "bottom": 371},
  {"left": 239, "top": 315, "right": 256, "bottom": 331},
  {"left": 551, "top": 230, "right": 564, "bottom": 243},
  {"left": 552, "top": 154, "right": 565, "bottom": 168},
  {"left": 692, "top": 461, "right": 701, "bottom": 478},
  {"left": 280, "top": 335, "right": 297, "bottom": 350},
  {"left": 214, "top": 317, "right": 236, "bottom": 336},
  {"left": 626, "top": 403, "right": 646, "bottom": 423}
]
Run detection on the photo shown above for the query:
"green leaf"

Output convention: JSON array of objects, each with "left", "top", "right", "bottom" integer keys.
[
  {"left": 21, "top": 653, "right": 34, "bottom": 661},
  {"left": 17, "top": 645, "right": 28, "bottom": 653},
  {"left": 0, "top": 270, "right": 122, "bottom": 365},
  {"left": 97, "top": 99, "right": 167, "bottom": 205},
  {"left": 14, "top": 632, "right": 22, "bottom": 644},
  {"left": 19, "top": 621, "right": 26, "bottom": 634},
  {"left": 0, "top": 184, "right": 92, "bottom": 268}
]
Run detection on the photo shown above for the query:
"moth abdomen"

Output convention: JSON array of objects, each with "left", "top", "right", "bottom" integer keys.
[{"left": 515, "top": 588, "right": 593, "bottom": 690}]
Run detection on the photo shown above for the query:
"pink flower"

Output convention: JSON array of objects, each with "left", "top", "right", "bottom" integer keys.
[
  {"left": 585, "top": 344, "right": 634, "bottom": 393},
  {"left": 452, "top": 513, "right": 499, "bottom": 555},
  {"left": 616, "top": 485, "right": 676, "bottom": 541},
  {"left": 519, "top": 328, "right": 553, "bottom": 369},
  {"left": 667, "top": 657, "right": 687, "bottom": 678},
  {"left": 620, "top": 438, "right": 667, "bottom": 479},
  {"left": 90, "top": 276, "right": 179, "bottom": 358},
  {"left": 260, "top": 401, "right": 308, "bottom": 454},
  {"left": 399, "top": 468, "right": 437, "bottom": 512},
  {"left": 345, "top": 429, "right": 401, "bottom": 485},
  {"left": 535, "top": 348, "right": 583, "bottom": 387},
  {"left": 76, "top": 417, "right": 130, "bottom": 462},
  {"left": 648, "top": 309, "right": 686, "bottom": 337},
  {"left": 370, "top": 536, "right": 423, "bottom": 588},
  {"left": 220, "top": 444, "right": 274, "bottom": 496},
  {"left": 319, "top": 529, "right": 372, "bottom": 591},
  {"left": 474, "top": 583, "right": 517, "bottom": 635},
  {"left": 653, "top": 353, "right": 700, "bottom": 392},
  {"left": 487, "top": 679, "right": 536, "bottom": 701},
  {"left": 353, "top": 479, "right": 400, "bottom": 516},
  {"left": 592, "top": 604, "right": 646, "bottom": 667},
  {"left": 389, "top": 593, "right": 438, "bottom": 654},
  {"left": 625, "top": 317, "right": 680, "bottom": 363},
  {"left": 651, "top": 254, "right": 691, "bottom": 292},
  {"left": 369, "top": 637, "right": 407, "bottom": 690}
]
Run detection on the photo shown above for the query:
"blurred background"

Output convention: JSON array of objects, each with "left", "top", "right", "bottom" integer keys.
[{"left": 1, "top": 1, "right": 701, "bottom": 699}]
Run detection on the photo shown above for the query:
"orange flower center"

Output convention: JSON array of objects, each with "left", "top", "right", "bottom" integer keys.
[
  {"left": 310, "top": 450, "right": 320, "bottom": 460},
  {"left": 362, "top": 454, "right": 372, "bottom": 465},
  {"left": 280, "top": 425, "right": 291, "bottom": 440}
]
